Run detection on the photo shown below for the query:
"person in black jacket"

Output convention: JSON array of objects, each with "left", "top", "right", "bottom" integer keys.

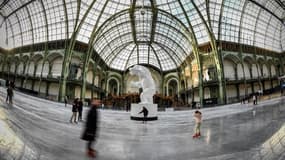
[
  {"left": 6, "top": 86, "right": 13, "bottom": 104},
  {"left": 138, "top": 106, "right": 148, "bottom": 123},
  {"left": 81, "top": 99, "right": 100, "bottom": 158},
  {"left": 78, "top": 99, "right": 83, "bottom": 122},
  {"left": 64, "top": 96, "right": 68, "bottom": 107},
  {"left": 70, "top": 98, "right": 79, "bottom": 123}
]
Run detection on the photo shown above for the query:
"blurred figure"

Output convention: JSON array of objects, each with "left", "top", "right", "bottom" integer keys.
[
  {"left": 5, "top": 80, "right": 10, "bottom": 87},
  {"left": 193, "top": 109, "right": 202, "bottom": 138},
  {"left": 253, "top": 94, "right": 257, "bottom": 105},
  {"left": 64, "top": 96, "right": 68, "bottom": 107},
  {"left": 10, "top": 81, "right": 15, "bottom": 89},
  {"left": 6, "top": 86, "right": 13, "bottom": 104},
  {"left": 252, "top": 108, "right": 256, "bottom": 117},
  {"left": 191, "top": 101, "right": 196, "bottom": 109},
  {"left": 70, "top": 98, "right": 79, "bottom": 123},
  {"left": 138, "top": 106, "right": 148, "bottom": 123},
  {"left": 81, "top": 99, "right": 100, "bottom": 158},
  {"left": 78, "top": 99, "right": 83, "bottom": 122}
]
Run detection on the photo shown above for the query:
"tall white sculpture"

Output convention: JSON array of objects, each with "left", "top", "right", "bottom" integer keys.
[{"left": 129, "top": 65, "right": 156, "bottom": 104}]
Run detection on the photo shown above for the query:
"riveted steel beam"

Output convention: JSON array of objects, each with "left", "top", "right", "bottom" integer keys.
[
  {"left": 124, "top": 44, "right": 137, "bottom": 70},
  {"left": 149, "top": 0, "right": 157, "bottom": 44},
  {"left": 248, "top": 0, "right": 285, "bottom": 26},
  {"left": 191, "top": 0, "right": 226, "bottom": 104},
  {"left": 37, "top": 0, "right": 49, "bottom": 94},
  {"left": 237, "top": 1, "right": 249, "bottom": 98},
  {"left": 0, "top": 0, "right": 9, "bottom": 10},
  {"left": 5, "top": 0, "right": 36, "bottom": 18},
  {"left": 149, "top": 44, "right": 163, "bottom": 71},
  {"left": 253, "top": 1, "right": 267, "bottom": 91},
  {"left": 177, "top": 0, "right": 204, "bottom": 106},
  {"left": 129, "top": 0, "right": 137, "bottom": 45},
  {"left": 59, "top": 0, "right": 98, "bottom": 101},
  {"left": 22, "top": 2, "right": 34, "bottom": 88},
  {"left": 80, "top": 0, "right": 110, "bottom": 99},
  {"left": 105, "top": 42, "right": 133, "bottom": 66},
  {"left": 154, "top": 43, "right": 179, "bottom": 68}
]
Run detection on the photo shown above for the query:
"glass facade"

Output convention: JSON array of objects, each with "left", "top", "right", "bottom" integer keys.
[{"left": 0, "top": 0, "right": 284, "bottom": 71}]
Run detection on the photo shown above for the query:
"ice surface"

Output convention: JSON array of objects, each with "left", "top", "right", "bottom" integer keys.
[{"left": 0, "top": 87, "right": 285, "bottom": 160}]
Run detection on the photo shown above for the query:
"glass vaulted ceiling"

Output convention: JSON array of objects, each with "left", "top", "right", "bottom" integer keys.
[{"left": 0, "top": 0, "right": 284, "bottom": 71}]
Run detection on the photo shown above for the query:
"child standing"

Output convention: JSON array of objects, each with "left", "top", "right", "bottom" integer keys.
[{"left": 193, "top": 110, "right": 202, "bottom": 138}]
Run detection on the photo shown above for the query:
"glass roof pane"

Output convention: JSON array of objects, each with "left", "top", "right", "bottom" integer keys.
[
  {"left": 255, "top": 10, "right": 271, "bottom": 49},
  {"left": 240, "top": 2, "right": 260, "bottom": 46},
  {"left": 27, "top": 1, "right": 47, "bottom": 44},
  {"left": 44, "top": 0, "right": 66, "bottom": 41},
  {"left": 138, "top": 45, "right": 148, "bottom": 64},
  {"left": 148, "top": 47, "right": 160, "bottom": 68},
  {"left": 220, "top": 0, "right": 245, "bottom": 43},
  {"left": 180, "top": 0, "right": 209, "bottom": 44}
]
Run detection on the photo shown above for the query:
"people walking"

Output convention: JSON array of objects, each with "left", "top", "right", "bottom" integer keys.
[
  {"left": 81, "top": 99, "right": 100, "bottom": 158},
  {"left": 138, "top": 106, "right": 148, "bottom": 123},
  {"left": 6, "top": 86, "right": 13, "bottom": 104},
  {"left": 193, "top": 109, "right": 202, "bottom": 138},
  {"left": 78, "top": 99, "right": 83, "bottom": 122},
  {"left": 70, "top": 98, "right": 79, "bottom": 123}
]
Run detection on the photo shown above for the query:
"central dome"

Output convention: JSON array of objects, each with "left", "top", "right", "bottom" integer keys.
[{"left": 93, "top": 7, "right": 192, "bottom": 71}]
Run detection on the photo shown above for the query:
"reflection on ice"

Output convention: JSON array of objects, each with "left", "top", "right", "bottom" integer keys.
[{"left": 0, "top": 108, "right": 38, "bottom": 160}]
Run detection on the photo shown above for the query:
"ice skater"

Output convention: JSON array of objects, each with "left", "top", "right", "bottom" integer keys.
[
  {"left": 6, "top": 86, "right": 13, "bottom": 104},
  {"left": 78, "top": 99, "right": 83, "bottom": 122},
  {"left": 64, "top": 96, "right": 68, "bottom": 107},
  {"left": 138, "top": 106, "right": 148, "bottom": 123},
  {"left": 193, "top": 109, "right": 202, "bottom": 138},
  {"left": 70, "top": 98, "right": 79, "bottom": 123},
  {"left": 81, "top": 99, "right": 100, "bottom": 158},
  {"left": 253, "top": 94, "right": 257, "bottom": 105}
]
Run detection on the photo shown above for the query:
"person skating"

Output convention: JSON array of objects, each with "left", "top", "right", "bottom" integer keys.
[
  {"left": 253, "top": 94, "right": 257, "bottom": 105},
  {"left": 78, "top": 99, "right": 83, "bottom": 122},
  {"left": 138, "top": 106, "right": 148, "bottom": 123},
  {"left": 64, "top": 96, "right": 68, "bottom": 107},
  {"left": 6, "top": 86, "right": 13, "bottom": 104},
  {"left": 193, "top": 110, "right": 202, "bottom": 138},
  {"left": 70, "top": 98, "right": 79, "bottom": 123},
  {"left": 81, "top": 99, "right": 100, "bottom": 158}
]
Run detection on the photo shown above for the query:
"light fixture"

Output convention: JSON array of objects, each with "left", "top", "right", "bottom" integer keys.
[{"left": 140, "top": 0, "right": 145, "bottom": 15}]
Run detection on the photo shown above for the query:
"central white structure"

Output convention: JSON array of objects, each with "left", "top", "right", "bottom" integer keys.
[
  {"left": 129, "top": 65, "right": 158, "bottom": 120},
  {"left": 129, "top": 65, "right": 156, "bottom": 104}
]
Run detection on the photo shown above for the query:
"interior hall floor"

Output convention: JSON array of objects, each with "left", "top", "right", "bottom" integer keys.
[{"left": 0, "top": 87, "right": 285, "bottom": 160}]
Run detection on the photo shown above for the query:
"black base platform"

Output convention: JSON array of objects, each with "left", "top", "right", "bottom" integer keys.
[{"left": 130, "top": 116, "right": 158, "bottom": 121}]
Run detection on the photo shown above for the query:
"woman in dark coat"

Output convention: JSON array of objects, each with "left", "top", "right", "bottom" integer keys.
[{"left": 81, "top": 99, "right": 100, "bottom": 158}]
